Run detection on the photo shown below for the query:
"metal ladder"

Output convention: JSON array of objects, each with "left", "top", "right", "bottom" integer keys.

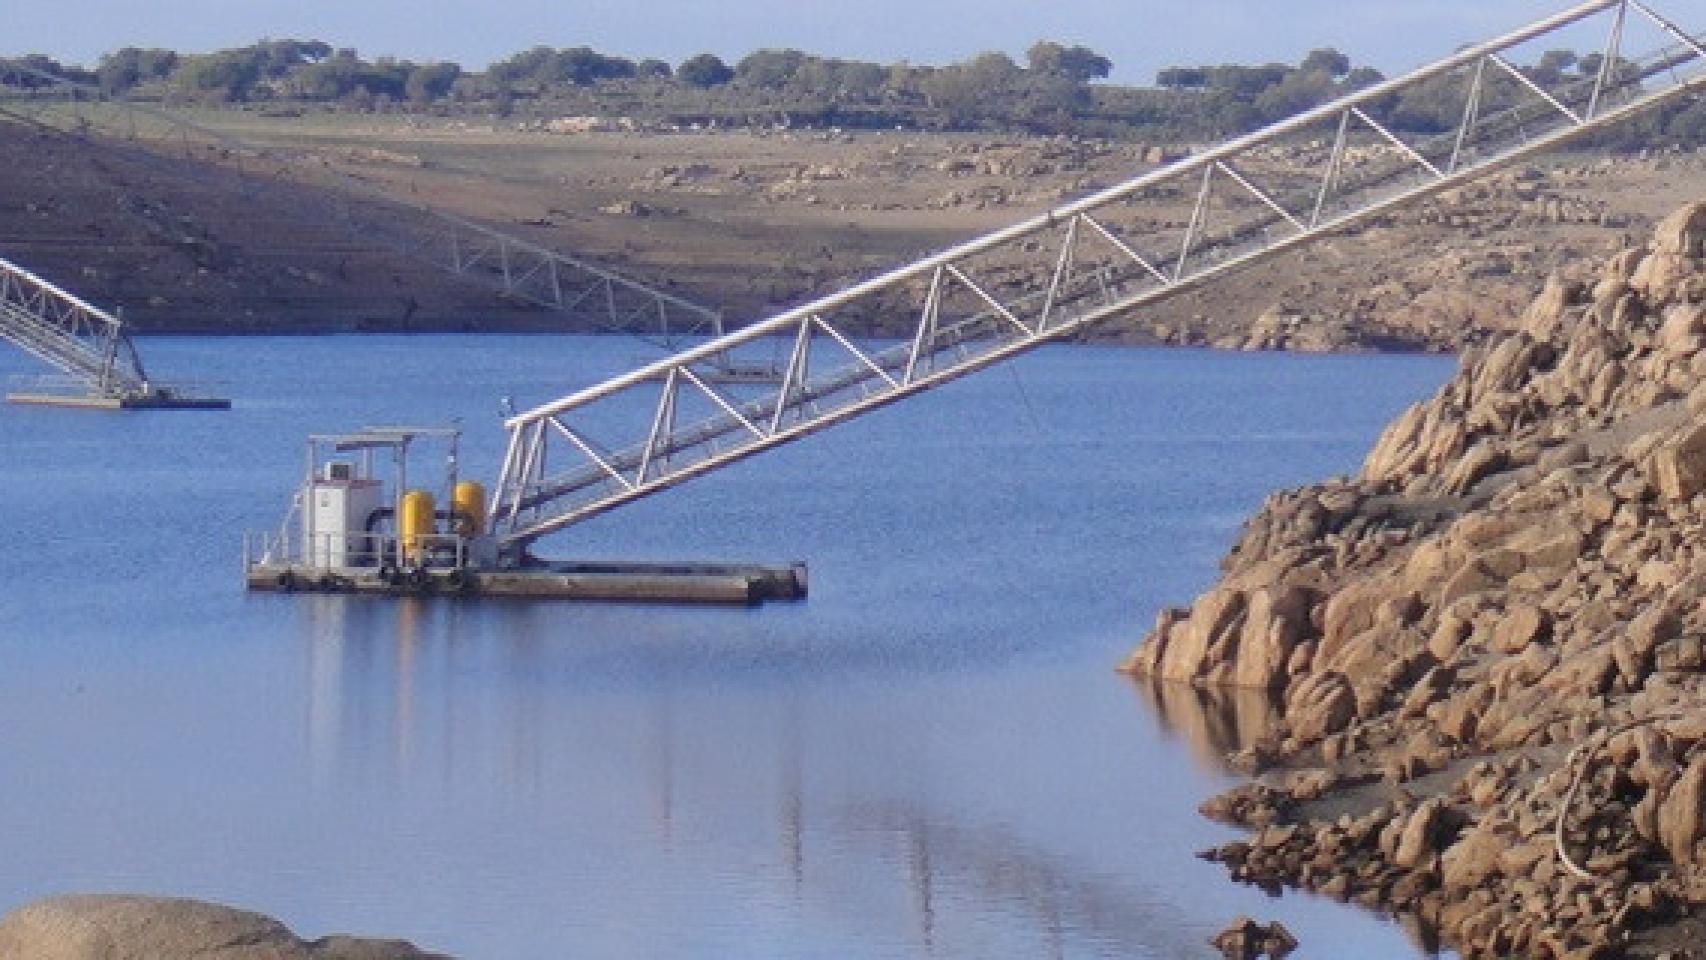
[
  {"left": 0, "top": 253, "right": 150, "bottom": 397},
  {"left": 487, "top": 0, "right": 1706, "bottom": 553}
]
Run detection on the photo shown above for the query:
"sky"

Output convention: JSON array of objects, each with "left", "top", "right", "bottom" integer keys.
[{"left": 9, "top": 0, "right": 1602, "bottom": 83}]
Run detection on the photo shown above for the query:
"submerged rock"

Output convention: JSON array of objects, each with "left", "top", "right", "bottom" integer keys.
[{"left": 1209, "top": 916, "right": 1299, "bottom": 960}]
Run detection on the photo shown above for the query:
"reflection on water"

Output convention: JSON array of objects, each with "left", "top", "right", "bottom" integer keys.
[
  {"left": 305, "top": 593, "right": 1280, "bottom": 800},
  {"left": 308, "top": 596, "right": 565, "bottom": 789},
  {"left": 852, "top": 802, "right": 1218, "bottom": 960},
  {"left": 1133, "top": 676, "right": 1284, "bottom": 772},
  {"left": 299, "top": 597, "right": 1223, "bottom": 958},
  {"left": 1134, "top": 676, "right": 1451, "bottom": 958},
  {"left": 293, "top": 592, "right": 1422, "bottom": 959},
  {"left": 0, "top": 336, "right": 1455, "bottom": 958}
]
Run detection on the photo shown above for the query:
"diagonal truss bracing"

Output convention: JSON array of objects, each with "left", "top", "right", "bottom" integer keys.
[
  {"left": 476, "top": 0, "right": 1703, "bottom": 549},
  {"left": 0, "top": 70, "right": 725, "bottom": 349},
  {"left": 0, "top": 253, "right": 149, "bottom": 396}
]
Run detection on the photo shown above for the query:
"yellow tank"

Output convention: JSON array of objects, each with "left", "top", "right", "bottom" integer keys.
[
  {"left": 453, "top": 480, "right": 487, "bottom": 536},
  {"left": 400, "top": 489, "right": 436, "bottom": 561}
]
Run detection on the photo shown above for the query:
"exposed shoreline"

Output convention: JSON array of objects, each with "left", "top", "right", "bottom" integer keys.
[
  {"left": 8, "top": 111, "right": 1705, "bottom": 358},
  {"left": 1124, "top": 201, "right": 1706, "bottom": 959}
]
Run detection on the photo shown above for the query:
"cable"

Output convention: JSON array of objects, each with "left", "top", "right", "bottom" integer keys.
[{"left": 1555, "top": 709, "right": 1690, "bottom": 884}]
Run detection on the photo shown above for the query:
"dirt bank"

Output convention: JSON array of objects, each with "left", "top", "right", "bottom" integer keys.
[
  {"left": 1124, "top": 200, "right": 1706, "bottom": 958},
  {"left": 4, "top": 110, "right": 1705, "bottom": 347}
]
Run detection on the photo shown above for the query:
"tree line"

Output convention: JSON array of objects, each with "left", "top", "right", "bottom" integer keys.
[
  {"left": 0, "top": 39, "right": 1111, "bottom": 109},
  {"left": 3, "top": 38, "right": 1701, "bottom": 146}
]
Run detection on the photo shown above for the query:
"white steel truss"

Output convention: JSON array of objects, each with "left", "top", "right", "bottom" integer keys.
[
  {"left": 487, "top": 0, "right": 1706, "bottom": 554},
  {"left": 0, "top": 69, "right": 726, "bottom": 349},
  {"left": 0, "top": 253, "right": 149, "bottom": 396}
]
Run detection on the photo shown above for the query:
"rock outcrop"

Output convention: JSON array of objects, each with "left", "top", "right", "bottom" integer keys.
[
  {"left": 1209, "top": 916, "right": 1299, "bottom": 959},
  {"left": 1128, "top": 200, "right": 1706, "bottom": 959},
  {"left": 0, "top": 895, "right": 449, "bottom": 959}
]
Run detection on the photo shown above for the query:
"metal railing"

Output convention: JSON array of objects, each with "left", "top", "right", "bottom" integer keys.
[
  {"left": 243, "top": 528, "right": 470, "bottom": 574},
  {"left": 0, "top": 252, "right": 149, "bottom": 396},
  {"left": 486, "top": 0, "right": 1706, "bottom": 551}
]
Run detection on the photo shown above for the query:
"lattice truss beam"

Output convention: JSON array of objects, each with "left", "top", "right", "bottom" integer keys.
[
  {"left": 0, "top": 254, "right": 147, "bottom": 396},
  {"left": 0, "top": 70, "right": 724, "bottom": 347},
  {"left": 487, "top": 0, "right": 1706, "bottom": 552}
]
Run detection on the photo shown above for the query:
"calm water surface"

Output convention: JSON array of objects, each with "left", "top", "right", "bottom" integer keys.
[{"left": 0, "top": 337, "right": 1451, "bottom": 958}]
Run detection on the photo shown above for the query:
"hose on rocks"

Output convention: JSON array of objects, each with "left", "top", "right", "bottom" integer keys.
[{"left": 1555, "top": 710, "right": 1690, "bottom": 884}]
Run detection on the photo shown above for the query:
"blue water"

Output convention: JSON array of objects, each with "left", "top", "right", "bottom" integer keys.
[{"left": 0, "top": 337, "right": 1450, "bottom": 958}]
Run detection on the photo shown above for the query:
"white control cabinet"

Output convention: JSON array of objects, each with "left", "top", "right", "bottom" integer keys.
[{"left": 303, "top": 464, "right": 385, "bottom": 569}]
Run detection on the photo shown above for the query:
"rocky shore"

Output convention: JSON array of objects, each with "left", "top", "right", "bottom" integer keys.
[
  {"left": 1124, "top": 200, "right": 1706, "bottom": 959},
  {"left": 0, "top": 895, "right": 447, "bottom": 958}
]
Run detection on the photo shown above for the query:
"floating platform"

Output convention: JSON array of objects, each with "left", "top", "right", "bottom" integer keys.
[
  {"left": 7, "top": 391, "right": 231, "bottom": 410},
  {"left": 245, "top": 559, "right": 808, "bottom": 605}
]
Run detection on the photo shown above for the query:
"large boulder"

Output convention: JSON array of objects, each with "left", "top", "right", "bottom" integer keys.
[
  {"left": 1124, "top": 588, "right": 1245, "bottom": 684},
  {"left": 1229, "top": 585, "right": 1316, "bottom": 689},
  {"left": 1363, "top": 402, "right": 1430, "bottom": 485},
  {"left": 1285, "top": 671, "right": 1357, "bottom": 742},
  {"left": 1658, "top": 303, "right": 1706, "bottom": 355},
  {"left": 1490, "top": 603, "right": 1550, "bottom": 654},
  {"left": 1441, "top": 823, "right": 1509, "bottom": 893},
  {"left": 1647, "top": 420, "right": 1706, "bottom": 503},
  {"left": 1125, "top": 582, "right": 1316, "bottom": 690},
  {"left": 0, "top": 896, "right": 449, "bottom": 960},
  {"left": 1651, "top": 200, "right": 1706, "bottom": 258},
  {"left": 1466, "top": 336, "right": 1553, "bottom": 405},
  {"left": 1394, "top": 797, "right": 1454, "bottom": 868},
  {"left": 1659, "top": 756, "right": 1706, "bottom": 866},
  {"left": 1632, "top": 252, "right": 1696, "bottom": 305},
  {"left": 1317, "top": 578, "right": 1391, "bottom": 667},
  {"left": 1520, "top": 274, "right": 1580, "bottom": 340}
]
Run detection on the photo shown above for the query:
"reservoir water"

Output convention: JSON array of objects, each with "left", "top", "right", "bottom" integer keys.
[{"left": 0, "top": 336, "right": 1452, "bottom": 958}]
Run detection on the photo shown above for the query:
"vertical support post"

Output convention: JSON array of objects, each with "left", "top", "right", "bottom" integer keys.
[
  {"left": 1450, "top": 58, "right": 1489, "bottom": 173},
  {"left": 96, "top": 313, "right": 122, "bottom": 397},
  {"left": 304, "top": 438, "right": 317, "bottom": 569},
  {"left": 1312, "top": 111, "right": 1353, "bottom": 228},
  {"left": 1175, "top": 165, "right": 1215, "bottom": 281},
  {"left": 1037, "top": 216, "right": 1080, "bottom": 333},
  {"left": 1588, "top": 1, "right": 1630, "bottom": 120},
  {"left": 905, "top": 267, "right": 945, "bottom": 385},
  {"left": 640, "top": 369, "right": 681, "bottom": 483},
  {"left": 506, "top": 419, "right": 547, "bottom": 524},
  {"left": 446, "top": 424, "right": 460, "bottom": 508},
  {"left": 395, "top": 438, "right": 409, "bottom": 569},
  {"left": 768, "top": 323, "right": 808, "bottom": 434},
  {"left": 492, "top": 423, "right": 523, "bottom": 533}
]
